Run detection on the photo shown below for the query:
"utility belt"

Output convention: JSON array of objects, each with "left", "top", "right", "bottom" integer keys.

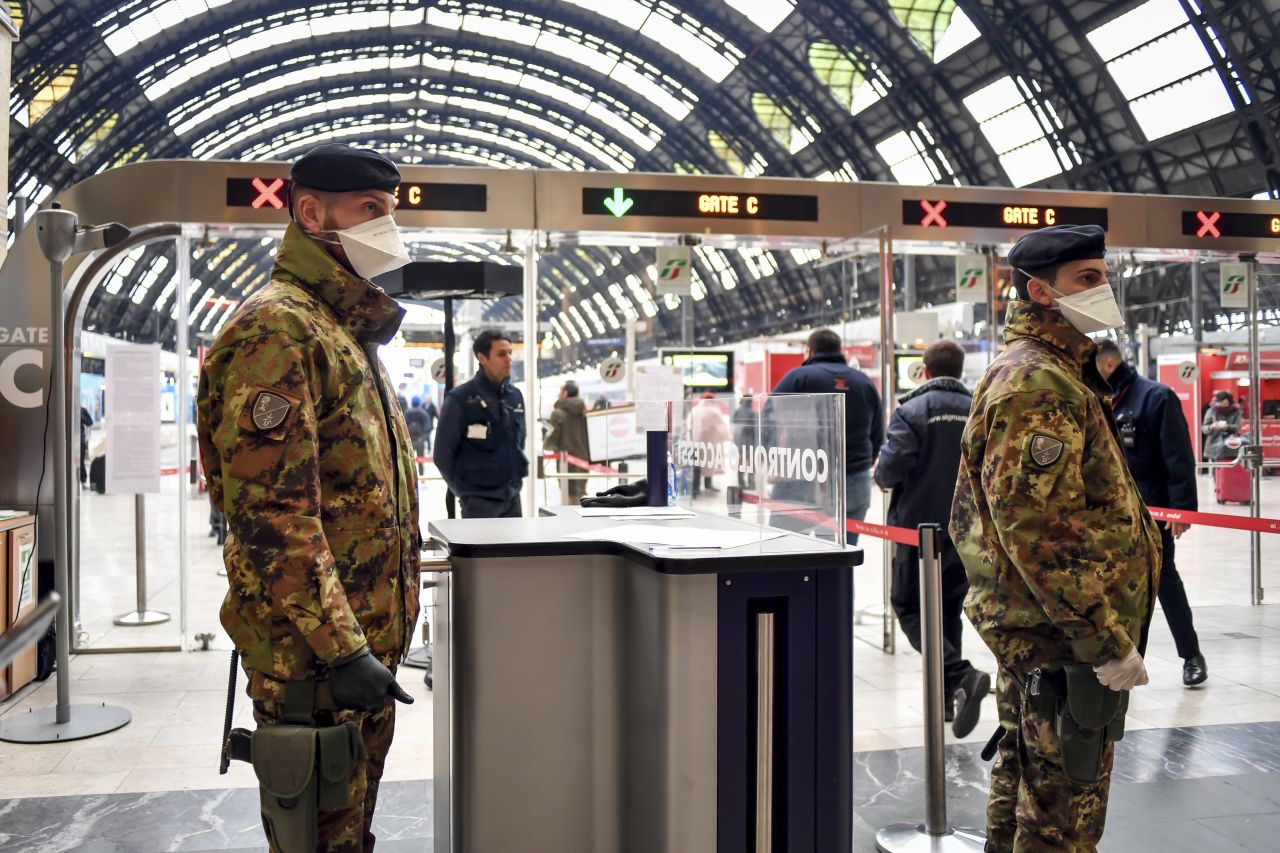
[
  {"left": 1023, "top": 664, "right": 1128, "bottom": 787},
  {"left": 221, "top": 655, "right": 368, "bottom": 853}
]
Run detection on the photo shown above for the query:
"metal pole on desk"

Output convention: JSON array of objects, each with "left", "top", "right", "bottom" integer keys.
[{"left": 875, "top": 524, "right": 985, "bottom": 852}]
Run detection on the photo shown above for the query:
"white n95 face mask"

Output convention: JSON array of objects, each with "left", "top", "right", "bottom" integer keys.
[
  {"left": 319, "top": 215, "right": 411, "bottom": 280},
  {"left": 1017, "top": 267, "right": 1124, "bottom": 334}
]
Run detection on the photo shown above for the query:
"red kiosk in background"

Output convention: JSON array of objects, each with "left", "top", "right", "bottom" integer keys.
[{"left": 1157, "top": 348, "right": 1280, "bottom": 468}]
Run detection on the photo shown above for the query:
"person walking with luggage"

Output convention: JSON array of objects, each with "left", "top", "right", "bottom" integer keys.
[
  {"left": 951, "top": 225, "right": 1160, "bottom": 851},
  {"left": 545, "top": 381, "right": 590, "bottom": 504},
  {"left": 434, "top": 330, "right": 528, "bottom": 518},
  {"left": 1095, "top": 340, "right": 1206, "bottom": 687},
  {"left": 875, "top": 340, "right": 989, "bottom": 737},
  {"left": 1203, "top": 390, "right": 1242, "bottom": 460},
  {"left": 198, "top": 144, "right": 420, "bottom": 852}
]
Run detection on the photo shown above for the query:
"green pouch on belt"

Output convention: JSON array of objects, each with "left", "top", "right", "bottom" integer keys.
[
  {"left": 252, "top": 725, "right": 320, "bottom": 853},
  {"left": 317, "top": 721, "right": 369, "bottom": 810},
  {"left": 1055, "top": 664, "right": 1129, "bottom": 787}
]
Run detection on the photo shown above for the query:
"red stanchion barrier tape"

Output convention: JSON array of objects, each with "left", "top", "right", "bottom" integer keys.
[
  {"left": 1148, "top": 506, "right": 1280, "bottom": 535},
  {"left": 738, "top": 492, "right": 917, "bottom": 545},
  {"left": 557, "top": 452, "right": 621, "bottom": 476}
]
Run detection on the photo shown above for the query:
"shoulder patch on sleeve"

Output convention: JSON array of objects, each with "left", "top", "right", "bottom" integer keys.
[
  {"left": 237, "top": 386, "right": 301, "bottom": 439},
  {"left": 1028, "top": 433, "right": 1065, "bottom": 468}
]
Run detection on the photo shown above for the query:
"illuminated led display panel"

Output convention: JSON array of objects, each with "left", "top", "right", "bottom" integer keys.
[
  {"left": 583, "top": 187, "right": 819, "bottom": 221},
  {"left": 1182, "top": 209, "right": 1280, "bottom": 240},
  {"left": 902, "top": 199, "right": 1109, "bottom": 230},
  {"left": 225, "top": 178, "right": 488, "bottom": 212}
]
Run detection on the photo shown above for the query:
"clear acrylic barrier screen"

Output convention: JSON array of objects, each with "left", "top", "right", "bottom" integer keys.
[{"left": 668, "top": 393, "right": 847, "bottom": 549}]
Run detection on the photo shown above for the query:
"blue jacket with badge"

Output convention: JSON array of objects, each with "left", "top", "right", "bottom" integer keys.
[
  {"left": 434, "top": 372, "right": 527, "bottom": 500},
  {"left": 874, "top": 377, "right": 971, "bottom": 531},
  {"left": 1107, "top": 361, "right": 1197, "bottom": 511},
  {"left": 772, "top": 351, "right": 884, "bottom": 472}
]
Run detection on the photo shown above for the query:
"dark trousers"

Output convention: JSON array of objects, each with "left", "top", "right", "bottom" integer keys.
[
  {"left": 459, "top": 493, "right": 522, "bottom": 518},
  {"left": 890, "top": 540, "right": 973, "bottom": 694},
  {"left": 1155, "top": 524, "right": 1201, "bottom": 660}
]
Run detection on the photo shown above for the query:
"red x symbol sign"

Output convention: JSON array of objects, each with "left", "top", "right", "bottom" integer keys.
[
  {"left": 251, "top": 177, "right": 286, "bottom": 210},
  {"left": 920, "top": 199, "right": 948, "bottom": 228},
  {"left": 1196, "top": 210, "right": 1221, "bottom": 238}
]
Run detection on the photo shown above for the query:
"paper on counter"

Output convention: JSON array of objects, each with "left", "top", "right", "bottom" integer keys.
[
  {"left": 567, "top": 524, "right": 782, "bottom": 550},
  {"left": 634, "top": 364, "right": 683, "bottom": 432},
  {"left": 574, "top": 506, "right": 697, "bottom": 519}
]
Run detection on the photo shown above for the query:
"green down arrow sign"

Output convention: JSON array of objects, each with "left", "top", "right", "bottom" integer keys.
[{"left": 602, "top": 187, "right": 635, "bottom": 217}]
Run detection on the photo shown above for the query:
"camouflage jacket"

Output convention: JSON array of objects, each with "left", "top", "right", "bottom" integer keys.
[
  {"left": 950, "top": 301, "right": 1160, "bottom": 674},
  {"left": 198, "top": 223, "right": 421, "bottom": 683}
]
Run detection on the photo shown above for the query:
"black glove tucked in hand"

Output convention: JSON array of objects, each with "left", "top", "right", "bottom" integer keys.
[
  {"left": 580, "top": 479, "right": 648, "bottom": 508},
  {"left": 329, "top": 647, "right": 414, "bottom": 711}
]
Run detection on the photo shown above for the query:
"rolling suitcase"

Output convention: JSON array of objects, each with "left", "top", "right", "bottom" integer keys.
[{"left": 1214, "top": 439, "right": 1251, "bottom": 504}]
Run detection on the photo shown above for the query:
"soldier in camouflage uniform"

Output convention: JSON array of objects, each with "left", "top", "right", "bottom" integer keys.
[
  {"left": 950, "top": 225, "right": 1160, "bottom": 852},
  {"left": 198, "top": 145, "right": 420, "bottom": 852}
]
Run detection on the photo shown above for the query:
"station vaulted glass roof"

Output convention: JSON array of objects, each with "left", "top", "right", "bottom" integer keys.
[{"left": 6, "top": 0, "right": 1279, "bottom": 357}]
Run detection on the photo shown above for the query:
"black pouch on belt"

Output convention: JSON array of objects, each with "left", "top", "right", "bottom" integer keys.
[{"left": 1030, "top": 664, "right": 1128, "bottom": 787}]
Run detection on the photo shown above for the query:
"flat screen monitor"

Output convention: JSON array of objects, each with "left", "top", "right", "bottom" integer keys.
[
  {"left": 895, "top": 353, "right": 926, "bottom": 394},
  {"left": 660, "top": 349, "right": 734, "bottom": 391},
  {"left": 585, "top": 406, "right": 648, "bottom": 463}
]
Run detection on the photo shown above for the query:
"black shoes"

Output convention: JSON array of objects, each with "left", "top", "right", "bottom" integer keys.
[
  {"left": 944, "top": 694, "right": 955, "bottom": 724},
  {"left": 952, "top": 670, "right": 991, "bottom": 738},
  {"left": 1183, "top": 655, "right": 1208, "bottom": 687}
]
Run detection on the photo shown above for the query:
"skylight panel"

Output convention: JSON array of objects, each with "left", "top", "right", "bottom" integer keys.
[
  {"left": 877, "top": 130, "right": 941, "bottom": 184},
  {"left": 964, "top": 75, "right": 1063, "bottom": 186},
  {"left": 723, "top": 0, "right": 796, "bottom": 33},
  {"left": 560, "top": 0, "right": 650, "bottom": 30},
  {"left": 195, "top": 93, "right": 415, "bottom": 157},
  {"left": 1088, "top": 0, "right": 1189, "bottom": 61},
  {"left": 610, "top": 63, "right": 691, "bottom": 120},
  {"left": 1127, "top": 71, "right": 1235, "bottom": 140},
  {"left": 534, "top": 31, "right": 616, "bottom": 75},
  {"left": 932, "top": 8, "right": 980, "bottom": 61},
  {"left": 639, "top": 13, "right": 736, "bottom": 83},
  {"left": 1086, "top": 0, "right": 1234, "bottom": 140},
  {"left": 462, "top": 15, "right": 541, "bottom": 46}
]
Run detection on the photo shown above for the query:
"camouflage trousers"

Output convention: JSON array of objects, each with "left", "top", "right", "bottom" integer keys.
[
  {"left": 250, "top": 671, "right": 398, "bottom": 853},
  {"left": 985, "top": 672, "right": 1113, "bottom": 852}
]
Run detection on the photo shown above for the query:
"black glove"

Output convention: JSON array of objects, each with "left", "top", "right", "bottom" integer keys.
[
  {"left": 329, "top": 648, "right": 414, "bottom": 711},
  {"left": 593, "top": 479, "right": 646, "bottom": 498}
]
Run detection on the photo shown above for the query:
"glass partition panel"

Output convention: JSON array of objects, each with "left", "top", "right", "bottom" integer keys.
[{"left": 669, "top": 392, "right": 846, "bottom": 551}]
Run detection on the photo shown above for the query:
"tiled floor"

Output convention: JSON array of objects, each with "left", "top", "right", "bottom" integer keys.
[{"left": 2, "top": 470, "right": 1280, "bottom": 850}]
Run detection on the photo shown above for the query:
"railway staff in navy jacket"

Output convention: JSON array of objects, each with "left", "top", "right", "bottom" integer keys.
[
  {"left": 772, "top": 328, "right": 884, "bottom": 543},
  {"left": 1096, "top": 339, "right": 1206, "bottom": 687},
  {"left": 435, "top": 330, "right": 528, "bottom": 518},
  {"left": 874, "top": 340, "right": 988, "bottom": 737}
]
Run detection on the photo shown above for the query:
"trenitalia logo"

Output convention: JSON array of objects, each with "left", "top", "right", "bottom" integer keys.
[
  {"left": 658, "top": 258, "right": 688, "bottom": 281},
  {"left": 673, "top": 440, "right": 831, "bottom": 484},
  {"left": 1223, "top": 274, "right": 1247, "bottom": 295},
  {"left": 958, "top": 268, "right": 983, "bottom": 290}
]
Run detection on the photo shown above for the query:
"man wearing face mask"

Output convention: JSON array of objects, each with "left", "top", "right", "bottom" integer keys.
[
  {"left": 198, "top": 144, "right": 420, "bottom": 852},
  {"left": 950, "top": 224, "right": 1161, "bottom": 851}
]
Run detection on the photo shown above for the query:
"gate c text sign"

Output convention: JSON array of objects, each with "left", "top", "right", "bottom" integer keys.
[
  {"left": 225, "top": 178, "right": 488, "bottom": 212},
  {"left": 584, "top": 187, "right": 819, "bottom": 221}
]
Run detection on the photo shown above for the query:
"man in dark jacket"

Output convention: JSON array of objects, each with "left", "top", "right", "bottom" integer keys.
[
  {"left": 1096, "top": 339, "right": 1206, "bottom": 686},
  {"left": 546, "top": 381, "right": 590, "bottom": 504},
  {"left": 773, "top": 328, "right": 883, "bottom": 544},
  {"left": 875, "top": 340, "right": 988, "bottom": 736},
  {"left": 435, "top": 330, "right": 527, "bottom": 518}
]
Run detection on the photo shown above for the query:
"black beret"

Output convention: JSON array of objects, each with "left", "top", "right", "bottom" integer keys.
[
  {"left": 289, "top": 143, "right": 401, "bottom": 193},
  {"left": 1008, "top": 224, "right": 1106, "bottom": 275}
]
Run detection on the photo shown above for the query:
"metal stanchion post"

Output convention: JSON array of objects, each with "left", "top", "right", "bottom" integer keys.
[
  {"left": 876, "top": 524, "right": 985, "bottom": 852},
  {"left": 113, "top": 494, "right": 170, "bottom": 626}
]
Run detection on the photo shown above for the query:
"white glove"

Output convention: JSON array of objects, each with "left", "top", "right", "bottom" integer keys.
[{"left": 1093, "top": 647, "right": 1149, "bottom": 692}]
